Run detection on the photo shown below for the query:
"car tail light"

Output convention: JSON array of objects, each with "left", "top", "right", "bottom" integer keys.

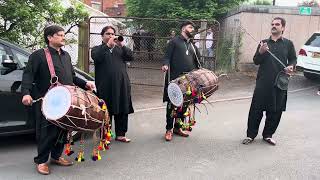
[{"left": 299, "top": 49, "right": 307, "bottom": 56}]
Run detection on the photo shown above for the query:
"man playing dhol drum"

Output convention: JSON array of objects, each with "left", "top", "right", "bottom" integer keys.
[
  {"left": 161, "top": 21, "right": 201, "bottom": 141},
  {"left": 21, "top": 25, "right": 95, "bottom": 175}
]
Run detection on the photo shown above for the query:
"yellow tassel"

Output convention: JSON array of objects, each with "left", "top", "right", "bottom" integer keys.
[
  {"left": 97, "top": 151, "right": 101, "bottom": 160},
  {"left": 186, "top": 86, "right": 191, "bottom": 95},
  {"left": 77, "top": 152, "right": 82, "bottom": 162},
  {"left": 202, "top": 92, "right": 207, "bottom": 100},
  {"left": 102, "top": 104, "right": 107, "bottom": 110}
]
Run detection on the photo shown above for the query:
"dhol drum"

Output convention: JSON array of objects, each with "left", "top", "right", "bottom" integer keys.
[
  {"left": 167, "top": 68, "right": 219, "bottom": 107},
  {"left": 41, "top": 85, "right": 109, "bottom": 132}
]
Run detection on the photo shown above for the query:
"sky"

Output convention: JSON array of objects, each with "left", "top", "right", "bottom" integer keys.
[{"left": 275, "top": 0, "right": 300, "bottom": 6}]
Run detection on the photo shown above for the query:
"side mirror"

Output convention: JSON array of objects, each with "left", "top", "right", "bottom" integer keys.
[{"left": 2, "top": 55, "right": 17, "bottom": 69}]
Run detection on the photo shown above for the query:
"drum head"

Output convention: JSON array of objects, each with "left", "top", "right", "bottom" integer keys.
[
  {"left": 42, "top": 86, "right": 72, "bottom": 120},
  {"left": 167, "top": 83, "right": 183, "bottom": 107}
]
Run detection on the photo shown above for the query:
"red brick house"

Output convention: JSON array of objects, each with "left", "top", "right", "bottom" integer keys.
[{"left": 82, "top": 0, "right": 127, "bottom": 16}]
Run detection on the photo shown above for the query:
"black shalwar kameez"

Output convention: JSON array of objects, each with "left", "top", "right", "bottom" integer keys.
[
  {"left": 91, "top": 44, "right": 134, "bottom": 136},
  {"left": 246, "top": 37, "right": 297, "bottom": 139},
  {"left": 21, "top": 47, "right": 87, "bottom": 164},
  {"left": 162, "top": 36, "right": 201, "bottom": 130}
]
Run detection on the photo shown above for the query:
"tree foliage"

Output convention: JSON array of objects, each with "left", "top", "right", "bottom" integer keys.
[
  {"left": 125, "top": 0, "right": 247, "bottom": 20},
  {"left": 0, "top": 0, "right": 89, "bottom": 48},
  {"left": 252, "top": 0, "right": 272, "bottom": 5}
]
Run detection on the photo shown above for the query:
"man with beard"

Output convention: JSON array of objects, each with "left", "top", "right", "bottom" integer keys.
[
  {"left": 91, "top": 26, "right": 134, "bottom": 143},
  {"left": 161, "top": 21, "right": 201, "bottom": 141},
  {"left": 242, "top": 17, "right": 296, "bottom": 146},
  {"left": 21, "top": 25, "right": 95, "bottom": 175}
]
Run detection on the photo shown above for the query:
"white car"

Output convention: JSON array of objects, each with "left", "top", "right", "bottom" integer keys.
[{"left": 296, "top": 32, "right": 320, "bottom": 79}]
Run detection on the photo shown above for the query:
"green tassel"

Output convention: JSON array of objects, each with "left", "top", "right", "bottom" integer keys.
[{"left": 110, "top": 131, "right": 116, "bottom": 138}]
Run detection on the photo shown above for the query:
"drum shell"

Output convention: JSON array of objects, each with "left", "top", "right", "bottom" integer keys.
[
  {"left": 42, "top": 85, "right": 109, "bottom": 132},
  {"left": 169, "top": 68, "right": 219, "bottom": 105}
]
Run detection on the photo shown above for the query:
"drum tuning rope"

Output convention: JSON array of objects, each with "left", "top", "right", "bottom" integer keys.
[{"left": 32, "top": 97, "right": 43, "bottom": 104}]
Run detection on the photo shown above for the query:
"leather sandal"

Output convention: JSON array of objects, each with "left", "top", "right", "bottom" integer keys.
[
  {"left": 165, "top": 130, "right": 173, "bottom": 141},
  {"left": 242, "top": 137, "right": 254, "bottom": 145},
  {"left": 263, "top": 137, "right": 276, "bottom": 146},
  {"left": 36, "top": 163, "right": 50, "bottom": 175},
  {"left": 51, "top": 157, "right": 73, "bottom": 166},
  {"left": 173, "top": 128, "right": 189, "bottom": 137},
  {"left": 115, "top": 136, "right": 131, "bottom": 143}
]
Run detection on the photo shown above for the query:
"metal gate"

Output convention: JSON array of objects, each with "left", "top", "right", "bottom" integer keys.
[{"left": 88, "top": 17, "right": 220, "bottom": 87}]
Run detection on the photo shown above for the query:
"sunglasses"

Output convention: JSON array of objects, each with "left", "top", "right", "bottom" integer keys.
[
  {"left": 271, "top": 23, "right": 281, "bottom": 26},
  {"left": 105, "top": 32, "right": 115, "bottom": 35}
]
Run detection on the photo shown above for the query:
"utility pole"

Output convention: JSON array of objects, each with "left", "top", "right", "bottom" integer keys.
[{"left": 101, "top": 0, "right": 104, "bottom": 13}]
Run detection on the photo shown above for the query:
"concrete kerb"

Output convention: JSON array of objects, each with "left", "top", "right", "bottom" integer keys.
[{"left": 134, "top": 85, "right": 318, "bottom": 113}]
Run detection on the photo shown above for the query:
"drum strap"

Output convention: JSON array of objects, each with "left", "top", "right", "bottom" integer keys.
[
  {"left": 190, "top": 43, "right": 202, "bottom": 69},
  {"left": 44, "top": 48, "right": 59, "bottom": 85}
]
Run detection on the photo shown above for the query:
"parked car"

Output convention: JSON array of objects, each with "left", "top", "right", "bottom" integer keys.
[
  {"left": 0, "top": 38, "right": 94, "bottom": 136},
  {"left": 296, "top": 32, "right": 320, "bottom": 79}
]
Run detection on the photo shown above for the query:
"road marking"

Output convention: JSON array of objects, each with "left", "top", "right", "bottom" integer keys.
[{"left": 134, "top": 85, "right": 319, "bottom": 113}]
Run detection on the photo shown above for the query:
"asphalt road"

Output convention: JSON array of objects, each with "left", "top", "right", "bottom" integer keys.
[{"left": 0, "top": 86, "right": 319, "bottom": 180}]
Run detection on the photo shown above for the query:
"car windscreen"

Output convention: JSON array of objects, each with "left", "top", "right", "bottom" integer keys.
[
  {"left": 11, "top": 49, "right": 29, "bottom": 68},
  {"left": 305, "top": 33, "right": 320, "bottom": 47}
]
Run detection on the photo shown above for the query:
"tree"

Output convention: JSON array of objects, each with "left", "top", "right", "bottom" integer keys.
[
  {"left": 0, "top": 0, "right": 89, "bottom": 48},
  {"left": 125, "top": 0, "right": 247, "bottom": 20},
  {"left": 253, "top": 0, "right": 272, "bottom": 5}
]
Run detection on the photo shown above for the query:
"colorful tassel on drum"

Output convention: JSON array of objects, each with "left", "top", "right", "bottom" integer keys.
[
  {"left": 102, "top": 104, "right": 107, "bottom": 111},
  {"left": 91, "top": 148, "right": 98, "bottom": 161},
  {"left": 198, "top": 94, "right": 203, "bottom": 103},
  {"left": 193, "top": 97, "right": 198, "bottom": 104},
  {"left": 64, "top": 143, "right": 74, "bottom": 156},
  {"left": 191, "top": 88, "right": 197, "bottom": 97},
  {"left": 110, "top": 131, "right": 116, "bottom": 139},
  {"left": 98, "top": 100, "right": 107, "bottom": 111},
  {"left": 98, "top": 141, "right": 105, "bottom": 151},
  {"left": 106, "top": 131, "right": 112, "bottom": 141},
  {"left": 97, "top": 151, "right": 102, "bottom": 160},
  {"left": 189, "top": 119, "right": 196, "bottom": 126},
  {"left": 98, "top": 100, "right": 104, "bottom": 106},
  {"left": 75, "top": 151, "right": 85, "bottom": 162},
  {"left": 75, "top": 137, "right": 85, "bottom": 162},
  {"left": 104, "top": 141, "right": 110, "bottom": 150},
  {"left": 202, "top": 92, "right": 207, "bottom": 100},
  {"left": 186, "top": 86, "right": 192, "bottom": 96},
  {"left": 183, "top": 110, "right": 190, "bottom": 117}
]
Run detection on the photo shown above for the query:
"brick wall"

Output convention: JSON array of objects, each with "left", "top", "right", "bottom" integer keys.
[{"left": 82, "top": 0, "right": 127, "bottom": 16}]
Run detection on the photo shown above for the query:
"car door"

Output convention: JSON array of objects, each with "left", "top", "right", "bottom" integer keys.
[
  {"left": 0, "top": 42, "right": 32, "bottom": 134},
  {"left": 304, "top": 33, "right": 320, "bottom": 72}
]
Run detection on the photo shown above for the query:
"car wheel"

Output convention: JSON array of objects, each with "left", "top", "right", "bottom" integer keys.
[{"left": 304, "top": 72, "right": 318, "bottom": 80}]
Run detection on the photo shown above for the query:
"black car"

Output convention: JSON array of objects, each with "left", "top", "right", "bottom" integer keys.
[{"left": 0, "top": 38, "right": 94, "bottom": 136}]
